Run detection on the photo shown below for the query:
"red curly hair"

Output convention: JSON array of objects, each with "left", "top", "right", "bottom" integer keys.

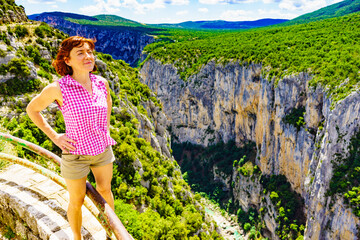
[{"left": 52, "top": 36, "right": 97, "bottom": 76}]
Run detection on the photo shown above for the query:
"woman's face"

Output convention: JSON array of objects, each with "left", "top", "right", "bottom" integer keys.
[{"left": 65, "top": 42, "right": 95, "bottom": 74}]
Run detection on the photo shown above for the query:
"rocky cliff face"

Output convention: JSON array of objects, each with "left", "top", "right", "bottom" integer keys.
[
  {"left": 0, "top": 1, "right": 28, "bottom": 24},
  {"left": 304, "top": 91, "right": 360, "bottom": 240},
  {"left": 31, "top": 14, "right": 154, "bottom": 67},
  {"left": 141, "top": 59, "right": 316, "bottom": 193},
  {"left": 140, "top": 58, "right": 360, "bottom": 239}
]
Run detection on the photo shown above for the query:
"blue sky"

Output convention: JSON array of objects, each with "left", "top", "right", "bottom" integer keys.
[{"left": 15, "top": 0, "right": 343, "bottom": 24}]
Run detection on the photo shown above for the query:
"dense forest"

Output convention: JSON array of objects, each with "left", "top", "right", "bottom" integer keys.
[{"left": 144, "top": 12, "right": 360, "bottom": 104}]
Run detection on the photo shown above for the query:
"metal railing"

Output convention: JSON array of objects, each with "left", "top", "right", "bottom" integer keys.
[{"left": 0, "top": 133, "right": 134, "bottom": 240}]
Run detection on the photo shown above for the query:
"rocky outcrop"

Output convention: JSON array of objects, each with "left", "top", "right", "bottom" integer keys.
[
  {"left": 0, "top": 1, "right": 28, "bottom": 24},
  {"left": 31, "top": 14, "right": 154, "bottom": 67},
  {"left": 140, "top": 58, "right": 360, "bottom": 239}
]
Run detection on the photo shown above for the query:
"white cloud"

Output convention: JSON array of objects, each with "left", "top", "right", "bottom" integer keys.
[
  {"left": 198, "top": 8, "right": 208, "bottom": 13},
  {"left": 79, "top": 0, "right": 162, "bottom": 15},
  {"left": 220, "top": 9, "right": 255, "bottom": 21},
  {"left": 107, "top": 0, "right": 122, "bottom": 7},
  {"left": 262, "top": 0, "right": 281, "bottom": 3},
  {"left": 198, "top": 0, "right": 220, "bottom": 4},
  {"left": 80, "top": 0, "right": 120, "bottom": 15},
  {"left": 176, "top": 10, "right": 188, "bottom": 15},
  {"left": 226, "top": 0, "right": 256, "bottom": 2},
  {"left": 279, "top": 0, "right": 327, "bottom": 12},
  {"left": 164, "top": 0, "right": 190, "bottom": 5},
  {"left": 26, "top": 0, "right": 66, "bottom": 3},
  {"left": 80, "top": 0, "right": 190, "bottom": 15},
  {"left": 199, "top": 0, "right": 255, "bottom": 4},
  {"left": 328, "top": 0, "right": 342, "bottom": 3},
  {"left": 262, "top": 0, "right": 327, "bottom": 12},
  {"left": 257, "top": 8, "right": 298, "bottom": 19},
  {"left": 262, "top": 0, "right": 340, "bottom": 13},
  {"left": 220, "top": 8, "right": 297, "bottom": 21}
]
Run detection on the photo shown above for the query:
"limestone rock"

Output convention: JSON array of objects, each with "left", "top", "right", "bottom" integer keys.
[{"left": 140, "top": 58, "right": 360, "bottom": 239}]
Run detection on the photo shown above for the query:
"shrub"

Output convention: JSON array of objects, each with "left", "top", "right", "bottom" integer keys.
[
  {"left": 244, "top": 223, "right": 252, "bottom": 232},
  {"left": 0, "top": 77, "right": 41, "bottom": 95},
  {"left": 14, "top": 25, "right": 29, "bottom": 38},
  {"left": 37, "top": 69, "right": 53, "bottom": 81},
  {"left": 34, "top": 23, "right": 54, "bottom": 38},
  {"left": 0, "top": 57, "right": 41, "bottom": 95},
  {"left": 283, "top": 106, "right": 306, "bottom": 131},
  {"left": 0, "top": 48, "right": 5, "bottom": 58}
]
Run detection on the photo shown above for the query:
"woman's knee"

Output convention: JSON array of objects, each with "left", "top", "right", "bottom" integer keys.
[
  {"left": 96, "top": 182, "right": 112, "bottom": 193},
  {"left": 69, "top": 194, "right": 85, "bottom": 208}
]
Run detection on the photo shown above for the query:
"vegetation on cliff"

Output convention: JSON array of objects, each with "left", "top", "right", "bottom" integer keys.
[
  {"left": 0, "top": 22, "right": 66, "bottom": 95},
  {"left": 282, "top": 107, "right": 306, "bottom": 132},
  {"left": 143, "top": 12, "right": 360, "bottom": 103},
  {"left": 327, "top": 129, "right": 360, "bottom": 219},
  {"left": 172, "top": 140, "right": 256, "bottom": 202},
  {"left": 0, "top": 0, "right": 28, "bottom": 24},
  {"left": 261, "top": 175, "right": 305, "bottom": 240}
]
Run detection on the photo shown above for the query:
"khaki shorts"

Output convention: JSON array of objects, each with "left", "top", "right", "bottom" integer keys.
[{"left": 61, "top": 146, "right": 115, "bottom": 180}]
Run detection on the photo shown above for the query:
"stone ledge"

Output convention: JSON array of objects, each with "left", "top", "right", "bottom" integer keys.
[{"left": 0, "top": 164, "right": 107, "bottom": 239}]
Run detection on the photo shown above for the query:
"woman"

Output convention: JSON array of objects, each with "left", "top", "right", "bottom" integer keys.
[{"left": 26, "top": 36, "right": 117, "bottom": 240}]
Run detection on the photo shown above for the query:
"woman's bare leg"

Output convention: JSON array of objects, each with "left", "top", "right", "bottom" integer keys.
[
  {"left": 65, "top": 176, "right": 87, "bottom": 240},
  {"left": 91, "top": 163, "right": 114, "bottom": 210}
]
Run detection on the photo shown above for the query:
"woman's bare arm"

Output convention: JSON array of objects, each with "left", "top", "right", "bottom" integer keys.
[{"left": 26, "top": 82, "right": 76, "bottom": 153}]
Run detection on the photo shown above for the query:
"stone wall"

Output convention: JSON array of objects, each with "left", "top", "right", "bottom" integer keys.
[{"left": 0, "top": 164, "right": 107, "bottom": 239}]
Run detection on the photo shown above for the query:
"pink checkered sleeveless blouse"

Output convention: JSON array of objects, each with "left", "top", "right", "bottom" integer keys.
[{"left": 57, "top": 74, "right": 116, "bottom": 156}]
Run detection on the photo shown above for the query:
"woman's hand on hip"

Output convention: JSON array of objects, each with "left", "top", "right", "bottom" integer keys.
[{"left": 52, "top": 134, "right": 76, "bottom": 153}]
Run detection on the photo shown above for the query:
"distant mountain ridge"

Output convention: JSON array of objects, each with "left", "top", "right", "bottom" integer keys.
[
  {"left": 154, "top": 18, "right": 289, "bottom": 30},
  {"left": 28, "top": 11, "right": 156, "bottom": 66},
  {"left": 29, "top": 12, "right": 153, "bottom": 28},
  {"left": 29, "top": 11, "right": 287, "bottom": 30},
  {"left": 28, "top": 11, "right": 98, "bottom": 21}
]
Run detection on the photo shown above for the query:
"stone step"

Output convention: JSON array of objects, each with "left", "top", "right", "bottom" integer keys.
[{"left": 0, "top": 164, "right": 107, "bottom": 240}]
